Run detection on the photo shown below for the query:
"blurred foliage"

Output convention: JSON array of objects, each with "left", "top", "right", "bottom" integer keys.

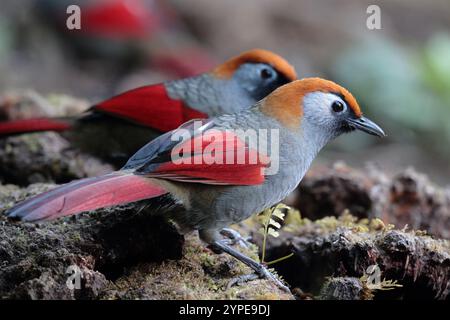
[
  {"left": 332, "top": 33, "right": 450, "bottom": 157},
  {"left": 0, "top": 19, "right": 13, "bottom": 60}
]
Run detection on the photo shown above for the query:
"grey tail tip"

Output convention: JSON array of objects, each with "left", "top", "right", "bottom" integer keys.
[
  {"left": 4, "top": 210, "right": 18, "bottom": 220},
  {"left": 4, "top": 208, "right": 25, "bottom": 221}
]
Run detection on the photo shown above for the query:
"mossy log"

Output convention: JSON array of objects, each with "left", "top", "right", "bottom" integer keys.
[
  {"left": 258, "top": 215, "right": 450, "bottom": 300},
  {"left": 293, "top": 163, "right": 450, "bottom": 239},
  {"left": 0, "top": 183, "right": 292, "bottom": 300}
]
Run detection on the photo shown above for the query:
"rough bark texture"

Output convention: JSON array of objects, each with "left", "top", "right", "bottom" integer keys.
[
  {"left": 293, "top": 163, "right": 450, "bottom": 240},
  {"left": 0, "top": 183, "right": 292, "bottom": 300},
  {"left": 0, "top": 91, "right": 113, "bottom": 186},
  {"left": 0, "top": 133, "right": 114, "bottom": 186},
  {"left": 1, "top": 169, "right": 450, "bottom": 300},
  {"left": 257, "top": 215, "right": 450, "bottom": 300}
]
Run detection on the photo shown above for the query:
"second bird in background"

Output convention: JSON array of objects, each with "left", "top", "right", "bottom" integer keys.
[{"left": 0, "top": 49, "right": 296, "bottom": 167}]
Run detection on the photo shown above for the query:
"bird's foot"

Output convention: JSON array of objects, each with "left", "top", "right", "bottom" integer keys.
[
  {"left": 219, "top": 228, "right": 251, "bottom": 248},
  {"left": 227, "top": 273, "right": 259, "bottom": 288},
  {"left": 227, "top": 264, "right": 290, "bottom": 293},
  {"left": 212, "top": 239, "right": 290, "bottom": 293}
]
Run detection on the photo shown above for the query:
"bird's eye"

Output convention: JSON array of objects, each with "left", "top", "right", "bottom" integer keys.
[
  {"left": 331, "top": 101, "right": 345, "bottom": 113},
  {"left": 260, "top": 68, "right": 273, "bottom": 79}
]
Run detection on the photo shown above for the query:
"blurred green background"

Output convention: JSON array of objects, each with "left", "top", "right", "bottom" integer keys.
[{"left": 0, "top": 0, "right": 449, "bottom": 184}]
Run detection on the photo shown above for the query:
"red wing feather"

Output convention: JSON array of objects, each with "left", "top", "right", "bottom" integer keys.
[
  {"left": 145, "top": 129, "right": 270, "bottom": 185},
  {"left": 93, "top": 84, "right": 207, "bottom": 132}
]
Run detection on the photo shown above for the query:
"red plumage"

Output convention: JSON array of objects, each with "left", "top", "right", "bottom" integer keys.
[
  {"left": 81, "top": 0, "right": 159, "bottom": 39},
  {"left": 145, "top": 129, "right": 270, "bottom": 185},
  {"left": 0, "top": 83, "right": 207, "bottom": 138},
  {"left": 0, "top": 118, "right": 71, "bottom": 136},
  {"left": 7, "top": 172, "right": 167, "bottom": 222},
  {"left": 6, "top": 124, "right": 269, "bottom": 221},
  {"left": 93, "top": 83, "right": 207, "bottom": 132}
]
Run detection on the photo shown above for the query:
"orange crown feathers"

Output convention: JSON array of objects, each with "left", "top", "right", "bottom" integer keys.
[
  {"left": 297, "top": 78, "right": 362, "bottom": 118},
  {"left": 213, "top": 49, "right": 297, "bottom": 82},
  {"left": 261, "top": 78, "right": 362, "bottom": 129}
]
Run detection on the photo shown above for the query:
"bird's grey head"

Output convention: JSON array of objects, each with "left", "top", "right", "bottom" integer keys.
[
  {"left": 302, "top": 91, "right": 385, "bottom": 145},
  {"left": 258, "top": 78, "right": 385, "bottom": 185},
  {"left": 261, "top": 78, "right": 385, "bottom": 153},
  {"left": 210, "top": 49, "right": 297, "bottom": 113},
  {"left": 232, "top": 62, "right": 293, "bottom": 102}
]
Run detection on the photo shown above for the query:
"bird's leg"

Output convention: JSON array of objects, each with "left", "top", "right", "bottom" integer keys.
[
  {"left": 219, "top": 228, "right": 251, "bottom": 248},
  {"left": 212, "top": 239, "right": 290, "bottom": 293}
]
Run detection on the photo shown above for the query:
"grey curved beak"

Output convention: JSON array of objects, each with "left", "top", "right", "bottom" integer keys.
[{"left": 347, "top": 116, "right": 386, "bottom": 137}]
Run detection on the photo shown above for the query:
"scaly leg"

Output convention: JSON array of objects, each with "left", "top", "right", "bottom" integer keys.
[{"left": 212, "top": 240, "right": 290, "bottom": 293}]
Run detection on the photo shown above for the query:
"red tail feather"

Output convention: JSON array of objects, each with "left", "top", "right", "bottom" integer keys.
[
  {"left": 0, "top": 118, "right": 71, "bottom": 136},
  {"left": 6, "top": 173, "right": 167, "bottom": 222}
]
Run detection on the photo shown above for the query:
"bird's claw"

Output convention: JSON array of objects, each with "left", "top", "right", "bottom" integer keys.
[
  {"left": 227, "top": 273, "right": 259, "bottom": 289},
  {"left": 256, "top": 265, "right": 291, "bottom": 293},
  {"left": 220, "top": 228, "right": 251, "bottom": 248},
  {"left": 227, "top": 264, "right": 290, "bottom": 293},
  {"left": 211, "top": 238, "right": 290, "bottom": 293}
]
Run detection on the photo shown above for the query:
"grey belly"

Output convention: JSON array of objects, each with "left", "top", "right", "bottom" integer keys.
[{"left": 176, "top": 170, "right": 301, "bottom": 231}]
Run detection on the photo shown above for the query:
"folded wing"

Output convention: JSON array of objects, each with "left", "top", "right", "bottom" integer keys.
[{"left": 127, "top": 120, "right": 270, "bottom": 185}]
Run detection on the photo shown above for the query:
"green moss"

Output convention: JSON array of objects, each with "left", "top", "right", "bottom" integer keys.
[{"left": 101, "top": 234, "right": 292, "bottom": 300}]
